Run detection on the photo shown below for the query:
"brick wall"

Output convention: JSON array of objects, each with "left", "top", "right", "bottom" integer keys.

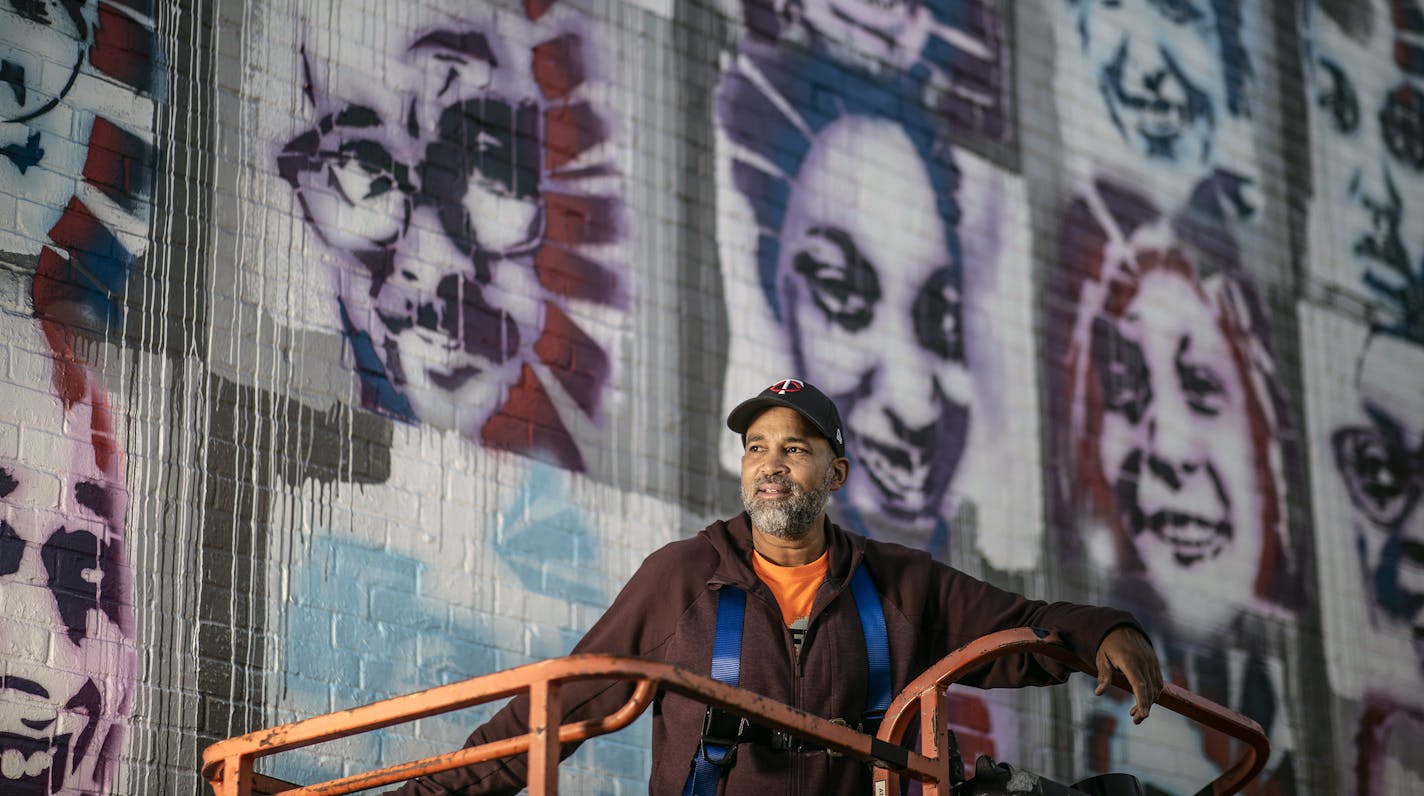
[{"left": 2, "top": 0, "right": 1420, "bottom": 793}]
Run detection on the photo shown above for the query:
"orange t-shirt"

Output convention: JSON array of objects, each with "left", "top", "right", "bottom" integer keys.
[{"left": 752, "top": 549, "right": 829, "bottom": 627}]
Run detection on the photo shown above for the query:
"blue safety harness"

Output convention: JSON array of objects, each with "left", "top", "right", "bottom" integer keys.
[{"left": 682, "top": 565, "right": 891, "bottom": 796}]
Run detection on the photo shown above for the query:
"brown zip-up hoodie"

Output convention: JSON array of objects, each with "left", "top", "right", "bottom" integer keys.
[{"left": 395, "top": 513, "right": 1142, "bottom": 795}]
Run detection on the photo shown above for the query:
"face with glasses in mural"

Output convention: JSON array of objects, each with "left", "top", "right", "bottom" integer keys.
[
  {"left": 1306, "top": 0, "right": 1424, "bottom": 303},
  {"left": 1069, "top": 0, "right": 1246, "bottom": 178},
  {"left": 775, "top": 114, "right": 970, "bottom": 524},
  {"left": 279, "top": 30, "right": 545, "bottom": 434},
  {"left": 0, "top": 307, "right": 133, "bottom": 795},
  {"left": 1333, "top": 331, "right": 1424, "bottom": 675}
]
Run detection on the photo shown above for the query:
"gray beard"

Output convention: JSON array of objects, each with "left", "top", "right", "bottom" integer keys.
[{"left": 742, "top": 467, "right": 834, "bottom": 539}]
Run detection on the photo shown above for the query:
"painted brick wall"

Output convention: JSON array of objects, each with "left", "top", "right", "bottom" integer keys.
[{"left": 2, "top": 0, "right": 1421, "bottom": 794}]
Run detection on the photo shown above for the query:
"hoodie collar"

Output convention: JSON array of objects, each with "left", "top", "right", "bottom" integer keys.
[{"left": 706, "top": 512, "right": 866, "bottom": 593}]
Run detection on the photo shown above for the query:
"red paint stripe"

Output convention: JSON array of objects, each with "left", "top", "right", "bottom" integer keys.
[{"left": 90, "top": 3, "right": 156, "bottom": 93}]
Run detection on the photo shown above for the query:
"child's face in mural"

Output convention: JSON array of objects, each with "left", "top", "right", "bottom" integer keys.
[
  {"left": 778, "top": 116, "right": 969, "bottom": 522},
  {"left": 1334, "top": 333, "right": 1424, "bottom": 674},
  {"left": 0, "top": 317, "right": 131, "bottom": 795},
  {"left": 1307, "top": 6, "right": 1424, "bottom": 295},
  {"left": 1075, "top": 0, "right": 1225, "bottom": 169},
  {"left": 1093, "top": 269, "right": 1262, "bottom": 624},
  {"left": 0, "top": 0, "right": 86, "bottom": 125}
]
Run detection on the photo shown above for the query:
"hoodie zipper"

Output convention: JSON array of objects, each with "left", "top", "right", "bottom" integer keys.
[{"left": 791, "top": 561, "right": 860, "bottom": 796}]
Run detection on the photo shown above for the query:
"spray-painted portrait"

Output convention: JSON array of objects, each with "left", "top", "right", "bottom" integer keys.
[
  {"left": 716, "top": 46, "right": 1037, "bottom": 567},
  {"left": 1054, "top": 183, "right": 1301, "bottom": 793},
  {"left": 1300, "top": 308, "right": 1424, "bottom": 794},
  {"left": 730, "top": 0, "right": 1010, "bottom": 141},
  {"left": 1300, "top": 5, "right": 1424, "bottom": 788},
  {"left": 1303, "top": 0, "right": 1424, "bottom": 320},
  {"left": 1053, "top": 0, "right": 1256, "bottom": 219},
  {"left": 278, "top": 18, "right": 619, "bottom": 470},
  {"left": 0, "top": 291, "right": 134, "bottom": 795},
  {"left": 714, "top": 43, "right": 1034, "bottom": 771},
  {"left": 1057, "top": 177, "right": 1302, "bottom": 632}
]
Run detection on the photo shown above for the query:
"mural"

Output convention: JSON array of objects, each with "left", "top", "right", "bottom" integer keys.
[
  {"left": 6, "top": 0, "right": 1424, "bottom": 790},
  {"left": 1, "top": 0, "right": 159, "bottom": 329},
  {"left": 1053, "top": 0, "right": 1257, "bottom": 221},
  {"left": 0, "top": 284, "right": 134, "bottom": 795},
  {"left": 1049, "top": 3, "right": 1300, "bottom": 793},
  {"left": 1303, "top": 0, "right": 1424, "bottom": 308},
  {"left": 729, "top": 0, "right": 1010, "bottom": 141},
  {"left": 713, "top": 23, "right": 1036, "bottom": 771},
  {"left": 277, "top": 6, "right": 621, "bottom": 470},
  {"left": 1054, "top": 195, "right": 1300, "bottom": 795},
  {"left": 1301, "top": 308, "right": 1424, "bottom": 796},
  {"left": 715, "top": 43, "right": 1037, "bottom": 571},
  {"left": 1302, "top": 5, "right": 1424, "bottom": 792}
]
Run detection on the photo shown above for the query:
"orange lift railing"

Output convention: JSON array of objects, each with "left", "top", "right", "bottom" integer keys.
[{"left": 201, "top": 627, "right": 1271, "bottom": 796}]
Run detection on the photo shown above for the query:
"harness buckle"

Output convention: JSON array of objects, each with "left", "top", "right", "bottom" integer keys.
[{"left": 698, "top": 707, "right": 746, "bottom": 768}]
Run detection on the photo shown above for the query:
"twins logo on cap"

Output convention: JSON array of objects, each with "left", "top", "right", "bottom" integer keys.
[{"left": 769, "top": 378, "right": 804, "bottom": 395}]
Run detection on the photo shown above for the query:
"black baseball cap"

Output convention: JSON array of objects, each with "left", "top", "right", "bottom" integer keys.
[{"left": 726, "top": 378, "right": 846, "bottom": 458}]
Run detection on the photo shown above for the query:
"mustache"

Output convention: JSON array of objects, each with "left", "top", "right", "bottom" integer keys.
[{"left": 754, "top": 475, "right": 795, "bottom": 491}]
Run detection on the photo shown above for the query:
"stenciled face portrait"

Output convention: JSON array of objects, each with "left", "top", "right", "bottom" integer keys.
[
  {"left": 279, "top": 30, "right": 547, "bottom": 437},
  {"left": 1334, "top": 332, "right": 1424, "bottom": 675},
  {"left": 1067, "top": 226, "right": 1287, "bottom": 636},
  {"left": 0, "top": 309, "right": 133, "bottom": 795},
  {"left": 1072, "top": 0, "right": 1230, "bottom": 172},
  {"left": 775, "top": 115, "right": 970, "bottom": 523},
  {"left": 1306, "top": 1, "right": 1424, "bottom": 305}
]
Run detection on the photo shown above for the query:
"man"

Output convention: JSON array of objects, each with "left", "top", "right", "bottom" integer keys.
[{"left": 394, "top": 379, "right": 1163, "bottom": 795}]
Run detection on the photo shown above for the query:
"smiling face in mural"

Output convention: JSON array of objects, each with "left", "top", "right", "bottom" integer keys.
[
  {"left": 0, "top": 311, "right": 132, "bottom": 795},
  {"left": 1092, "top": 266, "right": 1263, "bottom": 627},
  {"left": 1334, "top": 332, "right": 1424, "bottom": 675},
  {"left": 1307, "top": 3, "right": 1424, "bottom": 302},
  {"left": 1074, "top": 0, "right": 1227, "bottom": 171},
  {"left": 777, "top": 115, "right": 969, "bottom": 522}
]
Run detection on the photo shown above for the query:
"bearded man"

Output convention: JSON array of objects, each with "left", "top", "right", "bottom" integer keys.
[{"left": 391, "top": 379, "right": 1162, "bottom": 795}]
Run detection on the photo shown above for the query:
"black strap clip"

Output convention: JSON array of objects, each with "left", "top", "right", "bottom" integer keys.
[{"left": 698, "top": 707, "right": 747, "bottom": 768}]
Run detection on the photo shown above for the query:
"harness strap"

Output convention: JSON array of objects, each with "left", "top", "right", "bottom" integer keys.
[
  {"left": 684, "top": 563, "right": 890, "bottom": 793},
  {"left": 849, "top": 565, "right": 891, "bottom": 720},
  {"left": 683, "top": 587, "right": 745, "bottom": 796}
]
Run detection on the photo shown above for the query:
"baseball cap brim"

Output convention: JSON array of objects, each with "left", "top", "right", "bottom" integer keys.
[{"left": 726, "top": 396, "right": 845, "bottom": 458}]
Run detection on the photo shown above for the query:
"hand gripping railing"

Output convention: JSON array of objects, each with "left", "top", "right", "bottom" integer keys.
[
  {"left": 870, "top": 627, "right": 1271, "bottom": 796},
  {"left": 201, "top": 628, "right": 1269, "bottom": 796},
  {"left": 201, "top": 654, "right": 949, "bottom": 796}
]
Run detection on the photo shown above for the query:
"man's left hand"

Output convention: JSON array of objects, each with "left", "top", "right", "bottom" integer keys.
[{"left": 1094, "top": 626, "right": 1163, "bottom": 724}]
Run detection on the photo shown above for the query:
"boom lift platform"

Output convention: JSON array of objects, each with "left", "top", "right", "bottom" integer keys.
[{"left": 202, "top": 627, "right": 1270, "bottom": 796}]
